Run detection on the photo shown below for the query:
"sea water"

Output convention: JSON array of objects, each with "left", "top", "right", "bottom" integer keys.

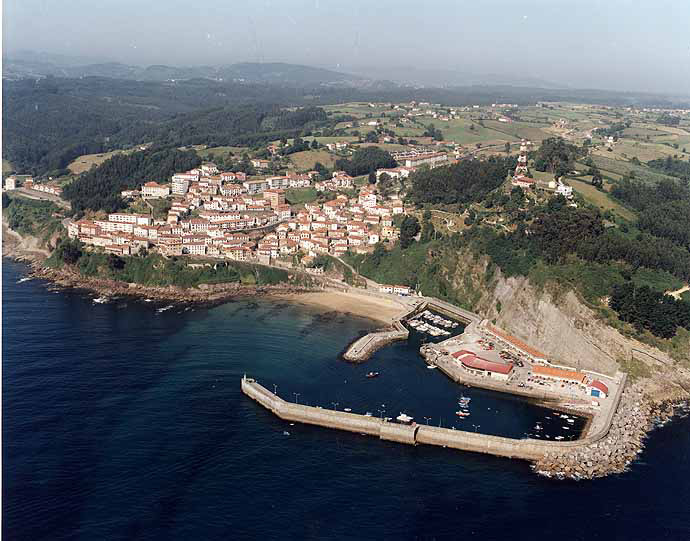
[{"left": 3, "top": 259, "right": 690, "bottom": 540}]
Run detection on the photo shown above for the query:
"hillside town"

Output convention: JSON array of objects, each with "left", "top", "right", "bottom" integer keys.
[{"left": 62, "top": 161, "right": 409, "bottom": 266}]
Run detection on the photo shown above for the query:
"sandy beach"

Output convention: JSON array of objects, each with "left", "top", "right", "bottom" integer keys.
[{"left": 276, "top": 290, "right": 409, "bottom": 325}]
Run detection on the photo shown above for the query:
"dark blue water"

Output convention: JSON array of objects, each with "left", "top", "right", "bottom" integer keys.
[{"left": 3, "top": 258, "right": 690, "bottom": 540}]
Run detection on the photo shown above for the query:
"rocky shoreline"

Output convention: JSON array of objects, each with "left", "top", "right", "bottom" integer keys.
[
  {"left": 24, "top": 263, "right": 317, "bottom": 305},
  {"left": 533, "top": 384, "right": 688, "bottom": 480}
]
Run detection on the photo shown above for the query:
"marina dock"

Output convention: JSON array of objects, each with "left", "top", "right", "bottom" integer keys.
[{"left": 342, "top": 296, "right": 480, "bottom": 362}]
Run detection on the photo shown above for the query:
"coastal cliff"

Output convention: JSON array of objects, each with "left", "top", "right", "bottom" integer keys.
[{"left": 445, "top": 248, "right": 690, "bottom": 375}]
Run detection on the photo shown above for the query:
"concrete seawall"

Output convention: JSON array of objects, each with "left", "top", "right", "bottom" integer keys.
[{"left": 241, "top": 376, "right": 620, "bottom": 462}]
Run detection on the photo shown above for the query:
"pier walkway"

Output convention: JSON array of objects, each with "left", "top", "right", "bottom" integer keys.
[{"left": 242, "top": 376, "right": 625, "bottom": 462}]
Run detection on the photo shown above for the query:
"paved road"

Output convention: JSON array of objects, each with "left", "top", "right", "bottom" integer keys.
[{"left": 11, "top": 187, "right": 70, "bottom": 210}]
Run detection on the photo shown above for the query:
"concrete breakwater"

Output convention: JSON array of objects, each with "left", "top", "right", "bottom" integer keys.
[
  {"left": 342, "top": 321, "right": 409, "bottom": 362},
  {"left": 241, "top": 376, "right": 620, "bottom": 463}
]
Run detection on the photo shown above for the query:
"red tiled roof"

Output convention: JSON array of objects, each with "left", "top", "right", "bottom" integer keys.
[
  {"left": 533, "top": 365, "right": 586, "bottom": 383},
  {"left": 488, "top": 325, "right": 547, "bottom": 359},
  {"left": 452, "top": 350, "right": 513, "bottom": 374},
  {"left": 590, "top": 380, "right": 609, "bottom": 394}
]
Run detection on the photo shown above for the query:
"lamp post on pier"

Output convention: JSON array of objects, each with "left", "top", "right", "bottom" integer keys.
[
  {"left": 424, "top": 416, "right": 431, "bottom": 425},
  {"left": 273, "top": 384, "right": 278, "bottom": 395},
  {"left": 332, "top": 402, "right": 339, "bottom": 410},
  {"left": 293, "top": 392, "right": 300, "bottom": 404}
]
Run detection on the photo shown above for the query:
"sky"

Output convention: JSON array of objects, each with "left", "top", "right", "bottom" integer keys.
[{"left": 3, "top": 0, "right": 690, "bottom": 93}]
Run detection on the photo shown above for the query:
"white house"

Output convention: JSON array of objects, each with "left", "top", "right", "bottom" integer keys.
[{"left": 142, "top": 182, "right": 170, "bottom": 198}]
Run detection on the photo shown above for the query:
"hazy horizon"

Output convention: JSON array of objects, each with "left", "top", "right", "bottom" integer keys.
[{"left": 4, "top": 0, "right": 690, "bottom": 94}]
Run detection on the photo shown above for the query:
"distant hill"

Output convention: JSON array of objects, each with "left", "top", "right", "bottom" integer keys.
[{"left": 2, "top": 53, "right": 367, "bottom": 87}]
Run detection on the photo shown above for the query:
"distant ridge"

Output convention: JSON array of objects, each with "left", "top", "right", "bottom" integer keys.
[{"left": 2, "top": 52, "right": 366, "bottom": 87}]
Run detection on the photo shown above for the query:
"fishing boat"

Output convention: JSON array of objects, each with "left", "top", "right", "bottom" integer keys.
[
  {"left": 427, "top": 365, "right": 437, "bottom": 369},
  {"left": 455, "top": 411, "right": 470, "bottom": 417},
  {"left": 366, "top": 371, "right": 380, "bottom": 378},
  {"left": 93, "top": 296, "right": 109, "bottom": 304}
]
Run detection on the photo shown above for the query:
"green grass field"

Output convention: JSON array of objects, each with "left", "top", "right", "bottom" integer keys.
[
  {"left": 288, "top": 149, "right": 336, "bottom": 170},
  {"left": 566, "top": 177, "right": 636, "bottom": 221},
  {"left": 597, "top": 140, "right": 686, "bottom": 163},
  {"left": 285, "top": 187, "right": 319, "bottom": 205},
  {"left": 589, "top": 155, "right": 678, "bottom": 185},
  {"left": 419, "top": 116, "right": 514, "bottom": 144},
  {"left": 68, "top": 149, "right": 135, "bottom": 174},
  {"left": 481, "top": 120, "right": 551, "bottom": 143},
  {"left": 2, "top": 159, "right": 14, "bottom": 174}
]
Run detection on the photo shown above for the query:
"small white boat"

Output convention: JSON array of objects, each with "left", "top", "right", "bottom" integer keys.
[
  {"left": 93, "top": 296, "right": 109, "bottom": 304},
  {"left": 427, "top": 365, "right": 437, "bottom": 369},
  {"left": 567, "top": 418, "right": 575, "bottom": 424},
  {"left": 396, "top": 413, "right": 414, "bottom": 424},
  {"left": 555, "top": 436, "right": 565, "bottom": 440},
  {"left": 455, "top": 411, "right": 470, "bottom": 417},
  {"left": 283, "top": 431, "right": 290, "bottom": 436},
  {"left": 344, "top": 408, "right": 352, "bottom": 412},
  {"left": 144, "top": 299, "right": 153, "bottom": 302},
  {"left": 562, "top": 426, "right": 570, "bottom": 430},
  {"left": 16, "top": 277, "right": 31, "bottom": 284},
  {"left": 157, "top": 305, "right": 173, "bottom": 313}
]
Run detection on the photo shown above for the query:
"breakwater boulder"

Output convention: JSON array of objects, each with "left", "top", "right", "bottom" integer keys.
[{"left": 533, "top": 384, "right": 684, "bottom": 480}]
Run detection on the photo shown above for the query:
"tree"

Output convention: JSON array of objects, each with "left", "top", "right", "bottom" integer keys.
[
  {"left": 335, "top": 146, "right": 395, "bottom": 177},
  {"left": 533, "top": 137, "right": 581, "bottom": 176},
  {"left": 377, "top": 172, "right": 393, "bottom": 199},
  {"left": 311, "top": 139, "right": 319, "bottom": 149},
  {"left": 368, "top": 171, "right": 376, "bottom": 184},
  {"left": 410, "top": 156, "right": 516, "bottom": 206},
  {"left": 370, "top": 242, "right": 386, "bottom": 267},
  {"left": 313, "top": 161, "right": 329, "bottom": 178},
  {"left": 399, "top": 215, "right": 420, "bottom": 249},
  {"left": 107, "top": 253, "right": 125, "bottom": 271},
  {"left": 591, "top": 170, "right": 603, "bottom": 188},
  {"left": 55, "top": 238, "right": 83, "bottom": 265},
  {"left": 505, "top": 142, "right": 511, "bottom": 154},
  {"left": 420, "top": 211, "right": 435, "bottom": 242}
]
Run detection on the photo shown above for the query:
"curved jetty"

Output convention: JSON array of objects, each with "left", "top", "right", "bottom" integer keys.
[{"left": 242, "top": 376, "right": 624, "bottom": 463}]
